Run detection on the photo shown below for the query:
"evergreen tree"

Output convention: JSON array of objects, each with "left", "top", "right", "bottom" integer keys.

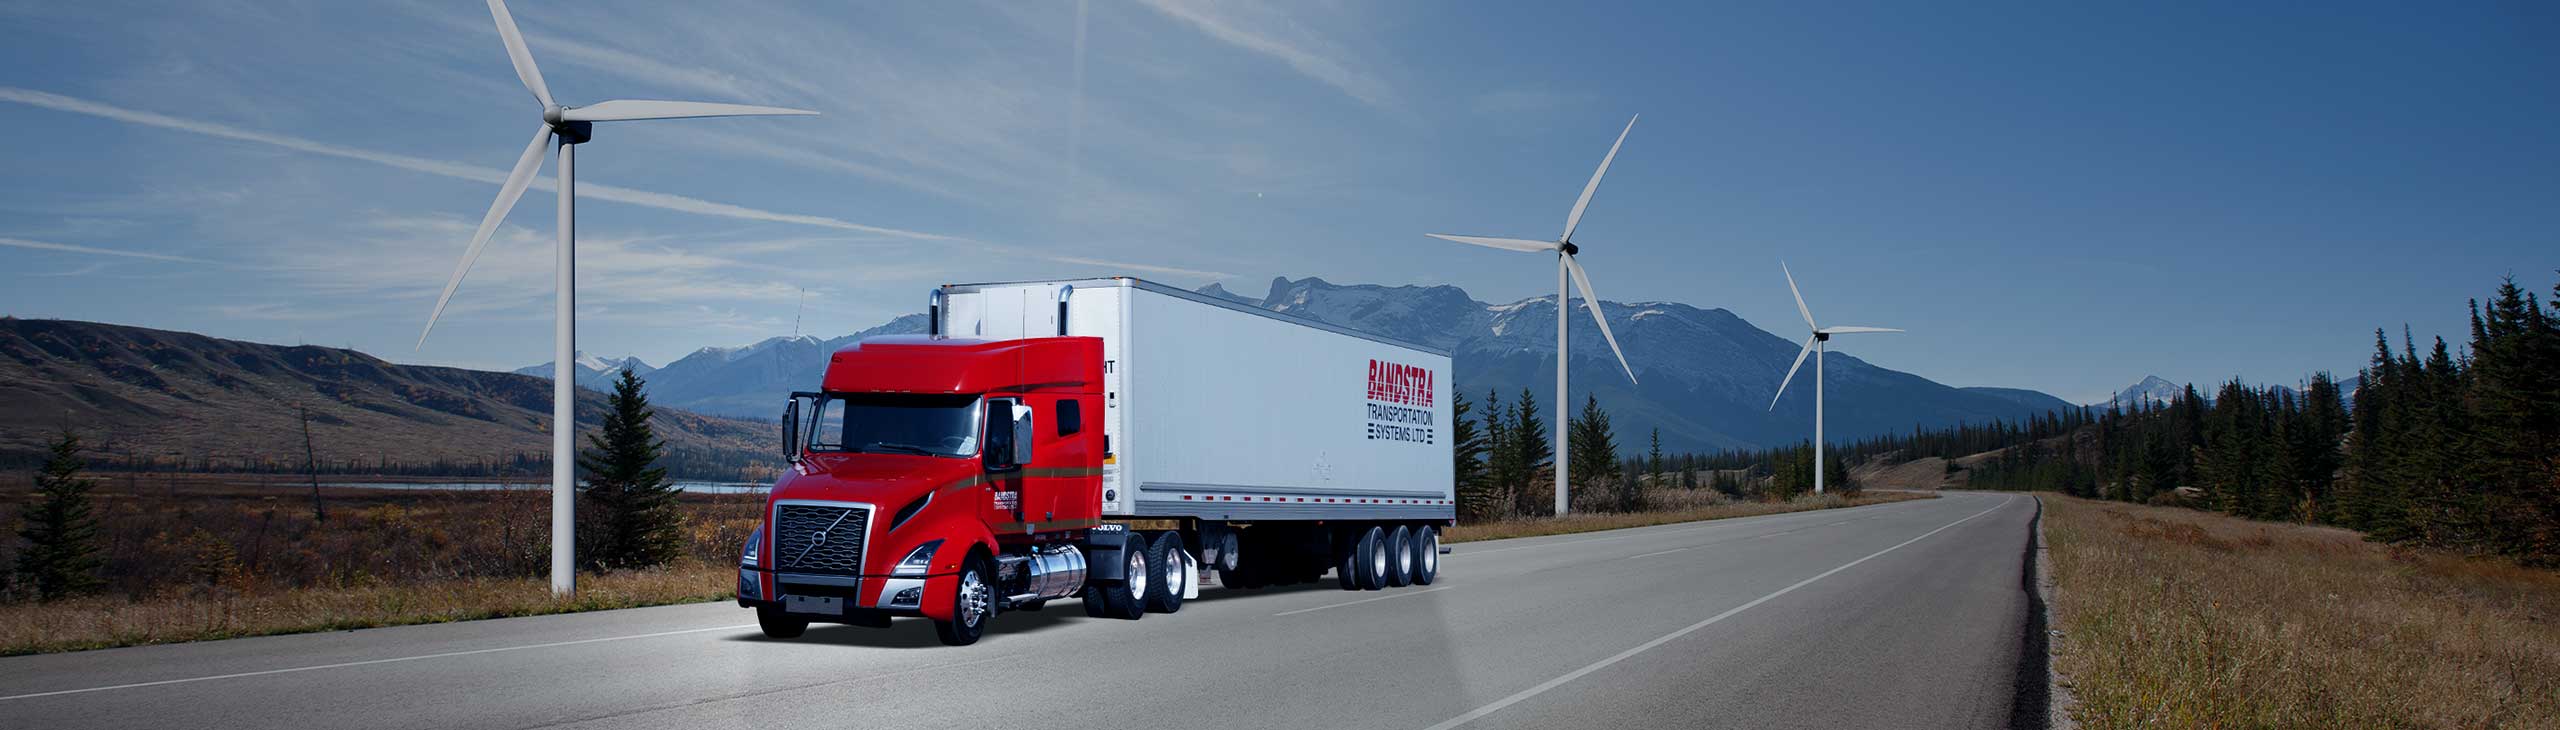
[
  {"left": 1647, "top": 428, "right": 1665, "bottom": 486},
  {"left": 576, "top": 369, "right": 684, "bottom": 570},
  {"left": 1566, "top": 395, "right": 1622, "bottom": 490},
  {"left": 1482, "top": 390, "right": 1516, "bottom": 518},
  {"left": 1450, "top": 391, "right": 1494, "bottom": 520},
  {"left": 16, "top": 431, "right": 105, "bottom": 600},
  {"left": 1511, "top": 388, "right": 1551, "bottom": 516}
]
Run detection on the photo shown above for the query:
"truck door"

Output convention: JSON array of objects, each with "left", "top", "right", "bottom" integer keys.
[{"left": 980, "top": 398, "right": 1031, "bottom": 532}]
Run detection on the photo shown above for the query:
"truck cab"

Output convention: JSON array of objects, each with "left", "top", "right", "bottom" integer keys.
[{"left": 738, "top": 336, "right": 1105, "bottom": 644}]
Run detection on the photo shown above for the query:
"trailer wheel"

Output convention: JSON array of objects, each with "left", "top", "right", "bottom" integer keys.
[
  {"left": 1411, "top": 526, "right": 1440, "bottom": 586},
  {"left": 1083, "top": 536, "right": 1148, "bottom": 620},
  {"left": 1383, "top": 525, "right": 1414, "bottom": 588},
  {"left": 1335, "top": 528, "right": 1362, "bottom": 590},
  {"left": 934, "top": 555, "right": 995, "bottom": 646},
  {"left": 1355, "top": 525, "right": 1388, "bottom": 591},
  {"left": 1143, "top": 531, "right": 1187, "bottom": 614},
  {"left": 755, "top": 606, "right": 808, "bottom": 639}
]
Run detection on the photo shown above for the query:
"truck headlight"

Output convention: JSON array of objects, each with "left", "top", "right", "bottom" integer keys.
[
  {"left": 741, "top": 525, "right": 762, "bottom": 566},
  {"left": 893, "top": 540, "right": 943, "bottom": 576}
]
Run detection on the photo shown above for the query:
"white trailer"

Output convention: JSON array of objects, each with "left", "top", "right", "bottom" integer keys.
[{"left": 934, "top": 278, "right": 1457, "bottom": 524}]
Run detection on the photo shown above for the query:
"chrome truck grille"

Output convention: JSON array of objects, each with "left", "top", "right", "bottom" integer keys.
[{"left": 773, "top": 503, "right": 871, "bottom": 575}]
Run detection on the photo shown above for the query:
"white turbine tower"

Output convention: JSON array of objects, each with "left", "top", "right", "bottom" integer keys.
[
  {"left": 1429, "top": 115, "right": 1642, "bottom": 516},
  {"left": 418, "top": 0, "right": 816, "bottom": 596},
  {"left": 1766, "top": 262, "right": 1901, "bottom": 495}
]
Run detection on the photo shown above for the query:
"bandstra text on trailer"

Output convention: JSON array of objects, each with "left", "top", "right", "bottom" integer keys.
[{"left": 738, "top": 278, "right": 1457, "bottom": 645}]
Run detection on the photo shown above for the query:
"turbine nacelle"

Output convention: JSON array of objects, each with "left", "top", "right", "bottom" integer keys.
[{"left": 417, "top": 0, "right": 816, "bottom": 349}]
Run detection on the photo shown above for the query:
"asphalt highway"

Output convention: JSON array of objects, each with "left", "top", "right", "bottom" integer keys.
[{"left": 0, "top": 491, "right": 2040, "bottom": 729}]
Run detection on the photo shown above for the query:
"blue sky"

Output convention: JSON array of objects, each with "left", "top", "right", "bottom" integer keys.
[{"left": 1, "top": 1, "right": 2552, "bottom": 404}]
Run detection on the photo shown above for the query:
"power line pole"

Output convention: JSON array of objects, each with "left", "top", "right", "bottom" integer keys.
[{"left": 299, "top": 404, "right": 326, "bottom": 522}]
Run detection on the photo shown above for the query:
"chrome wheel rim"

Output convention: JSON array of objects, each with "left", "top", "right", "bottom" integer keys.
[
  {"left": 958, "top": 568, "right": 990, "bottom": 627},
  {"left": 1165, "top": 547, "right": 1187, "bottom": 595},
  {"left": 1422, "top": 530, "right": 1439, "bottom": 574},
  {"left": 1396, "top": 530, "right": 1414, "bottom": 575},
  {"left": 1127, "top": 549, "right": 1148, "bottom": 599},
  {"left": 1368, "top": 531, "right": 1387, "bottom": 578}
]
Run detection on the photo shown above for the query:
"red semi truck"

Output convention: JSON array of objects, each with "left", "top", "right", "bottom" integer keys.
[{"left": 738, "top": 278, "right": 1457, "bottom": 645}]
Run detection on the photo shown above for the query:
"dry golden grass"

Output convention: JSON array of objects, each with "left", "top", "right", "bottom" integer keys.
[
  {"left": 2042, "top": 494, "right": 2560, "bottom": 729},
  {"left": 0, "top": 562, "right": 735, "bottom": 656},
  {"left": 1444, "top": 489, "right": 1934, "bottom": 544}
]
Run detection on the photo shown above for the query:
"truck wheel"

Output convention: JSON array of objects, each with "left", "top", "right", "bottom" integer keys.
[
  {"left": 1335, "top": 529, "right": 1362, "bottom": 590},
  {"left": 934, "top": 556, "right": 995, "bottom": 646},
  {"left": 756, "top": 606, "right": 808, "bottom": 639},
  {"left": 1355, "top": 525, "right": 1388, "bottom": 591},
  {"left": 1411, "top": 526, "right": 1440, "bottom": 586},
  {"left": 1084, "top": 537, "right": 1148, "bottom": 620},
  {"left": 1383, "top": 525, "right": 1413, "bottom": 588},
  {"left": 1144, "top": 531, "right": 1187, "bottom": 614}
]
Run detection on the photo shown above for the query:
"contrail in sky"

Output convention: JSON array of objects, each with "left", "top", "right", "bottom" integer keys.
[{"left": 0, "top": 87, "right": 1231, "bottom": 278}]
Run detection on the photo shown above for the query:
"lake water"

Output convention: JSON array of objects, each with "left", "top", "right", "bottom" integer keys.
[{"left": 285, "top": 481, "right": 771, "bottom": 494}]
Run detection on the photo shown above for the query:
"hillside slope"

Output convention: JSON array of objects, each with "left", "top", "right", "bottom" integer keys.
[{"left": 0, "top": 317, "right": 775, "bottom": 478}]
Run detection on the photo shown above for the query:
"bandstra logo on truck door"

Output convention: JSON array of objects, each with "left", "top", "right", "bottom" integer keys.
[{"left": 1365, "top": 358, "right": 1436, "bottom": 445}]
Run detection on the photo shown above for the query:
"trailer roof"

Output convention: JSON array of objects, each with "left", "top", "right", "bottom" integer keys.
[{"left": 938, "top": 277, "right": 1453, "bottom": 358}]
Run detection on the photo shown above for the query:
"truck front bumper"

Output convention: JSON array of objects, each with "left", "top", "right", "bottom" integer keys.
[{"left": 737, "top": 566, "right": 952, "bottom": 620}]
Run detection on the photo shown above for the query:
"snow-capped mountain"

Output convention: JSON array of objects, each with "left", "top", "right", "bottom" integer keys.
[
  {"left": 618, "top": 276, "right": 2079, "bottom": 454},
  {"left": 512, "top": 352, "right": 656, "bottom": 392},
  {"left": 2093, "top": 375, "right": 2184, "bottom": 410}
]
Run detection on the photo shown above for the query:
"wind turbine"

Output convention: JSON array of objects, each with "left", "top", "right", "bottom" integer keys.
[
  {"left": 1766, "top": 262, "right": 1901, "bottom": 495},
  {"left": 417, "top": 0, "right": 816, "bottom": 596},
  {"left": 1428, "top": 115, "right": 1642, "bottom": 516}
]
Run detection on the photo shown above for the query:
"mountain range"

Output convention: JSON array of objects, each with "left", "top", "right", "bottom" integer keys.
[
  {"left": 545, "top": 277, "right": 2089, "bottom": 454},
  {"left": 513, "top": 352, "right": 657, "bottom": 392},
  {"left": 0, "top": 317, "right": 774, "bottom": 477}
]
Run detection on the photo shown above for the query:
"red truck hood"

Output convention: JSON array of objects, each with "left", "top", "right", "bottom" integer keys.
[{"left": 771, "top": 453, "right": 979, "bottom": 509}]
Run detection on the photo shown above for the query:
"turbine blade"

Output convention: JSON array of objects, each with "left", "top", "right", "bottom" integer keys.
[
  {"left": 1565, "top": 254, "right": 1637, "bottom": 385},
  {"left": 1783, "top": 260, "right": 1815, "bottom": 330},
  {"left": 561, "top": 99, "right": 820, "bottom": 122},
  {"left": 1426, "top": 234, "right": 1560, "bottom": 253},
  {"left": 1818, "top": 325, "right": 1904, "bottom": 334},
  {"left": 1561, "top": 114, "right": 1637, "bottom": 243},
  {"left": 420, "top": 123, "right": 552, "bottom": 349},
  {"left": 1769, "top": 336, "right": 1815, "bottom": 410},
  {"left": 485, "top": 0, "right": 552, "bottom": 108}
]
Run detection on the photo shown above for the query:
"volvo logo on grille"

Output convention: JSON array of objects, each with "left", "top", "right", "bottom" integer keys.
[{"left": 790, "top": 509, "right": 855, "bottom": 568}]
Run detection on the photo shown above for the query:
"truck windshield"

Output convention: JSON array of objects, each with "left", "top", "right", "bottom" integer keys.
[{"left": 807, "top": 393, "right": 981, "bottom": 457}]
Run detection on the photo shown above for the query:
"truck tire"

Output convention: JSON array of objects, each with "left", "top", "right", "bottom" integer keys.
[
  {"left": 1143, "top": 531, "right": 1186, "bottom": 614},
  {"left": 756, "top": 606, "right": 808, "bottom": 639},
  {"left": 934, "top": 555, "right": 995, "bottom": 646},
  {"left": 1083, "top": 536, "right": 1148, "bottom": 620},
  {"left": 1335, "top": 528, "right": 1362, "bottom": 590},
  {"left": 1411, "top": 526, "right": 1440, "bottom": 586},
  {"left": 1355, "top": 525, "right": 1387, "bottom": 591},
  {"left": 1383, "top": 525, "right": 1413, "bottom": 588}
]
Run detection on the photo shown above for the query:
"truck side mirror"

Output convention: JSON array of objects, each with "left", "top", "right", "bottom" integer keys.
[
  {"left": 1012, "top": 406, "right": 1035, "bottom": 466},
  {"left": 781, "top": 398, "right": 801, "bottom": 462}
]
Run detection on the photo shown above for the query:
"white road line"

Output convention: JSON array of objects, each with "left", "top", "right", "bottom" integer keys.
[
  {"left": 1419, "top": 495, "right": 2014, "bottom": 730},
  {"left": 0, "top": 623, "right": 758, "bottom": 702},
  {"left": 1272, "top": 585, "right": 1456, "bottom": 617},
  {"left": 1627, "top": 547, "right": 1691, "bottom": 559}
]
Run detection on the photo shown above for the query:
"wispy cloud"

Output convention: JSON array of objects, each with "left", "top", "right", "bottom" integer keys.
[
  {"left": 0, "top": 86, "right": 1228, "bottom": 280},
  {"left": 0, "top": 236, "right": 210, "bottom": 264},
  {"left": 1135, "top": 0, "right": 1394, "bottom": 109},
  {"left": 0, "top": 87, "right": 954, "bottom": 242}
]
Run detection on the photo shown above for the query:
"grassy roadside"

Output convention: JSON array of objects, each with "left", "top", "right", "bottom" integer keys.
[
  {"left": 2041, "top": 493, "right": 2560, "bottom": 729},
  {"left": 1, "top": 487, "right": 1931, "bottom": 657},
  {"left": 1, "top": 562, "right": 735, "bottom": 657}
]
